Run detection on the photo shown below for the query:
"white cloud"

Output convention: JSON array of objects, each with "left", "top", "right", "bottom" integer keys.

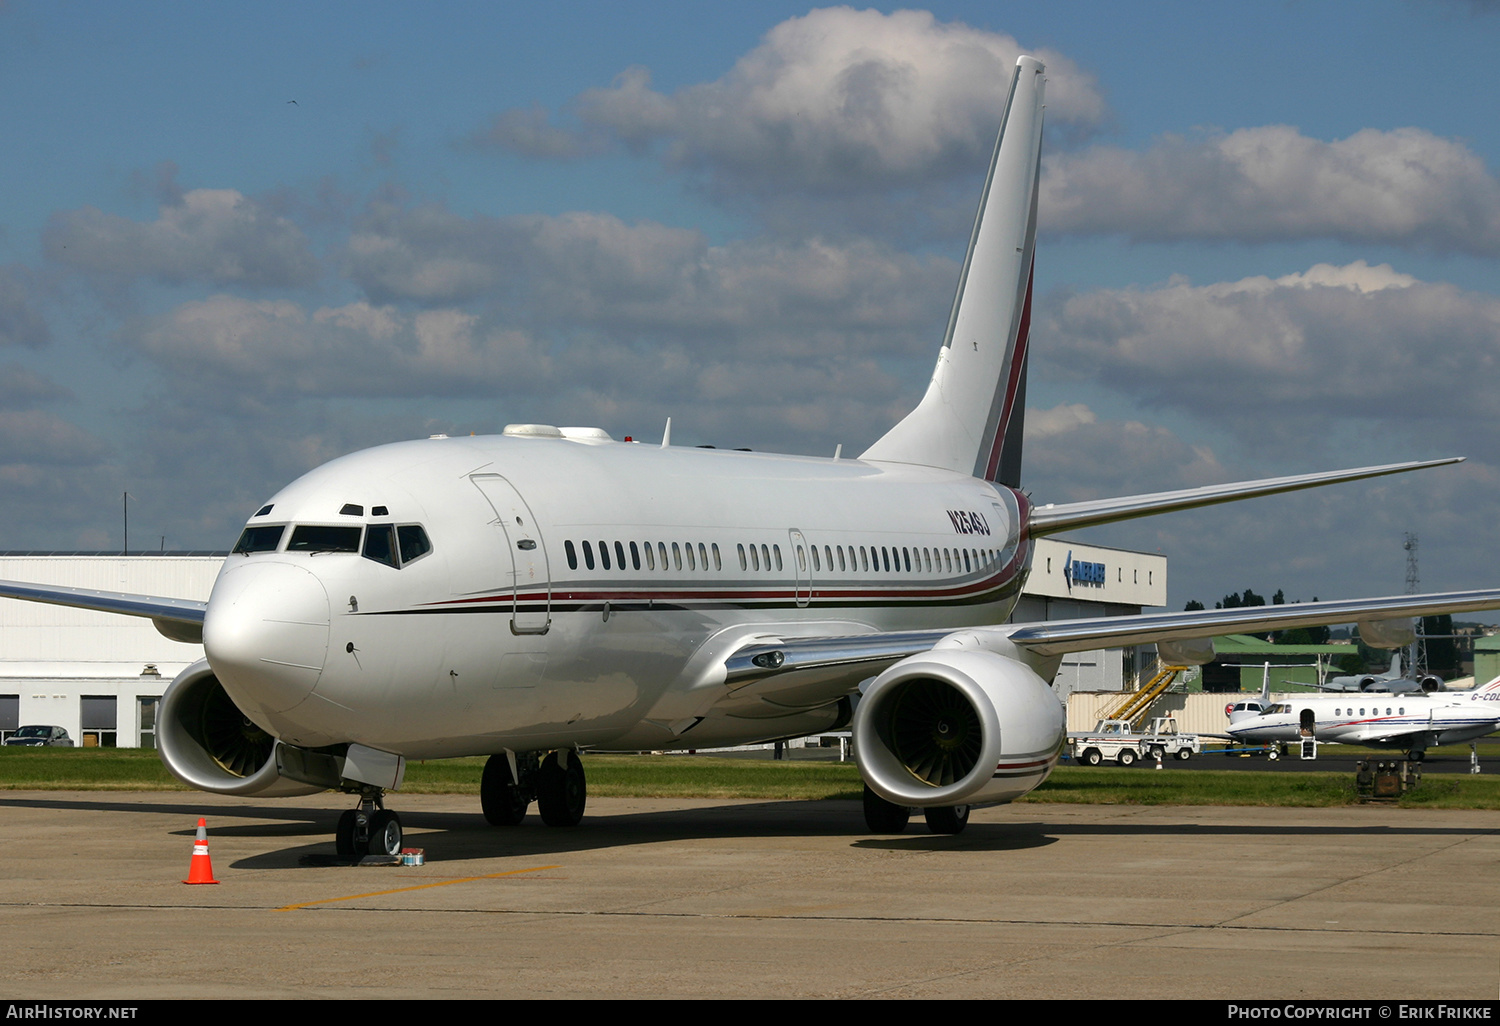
[
  {"left": 467, "top": 105, "right": 610, "bottom": 160},
  {"left": 127, "top": 296, "right": 552, "bottom": 401},
  {"left": 1041, "top": 126, "right": 1500, "bottom": 253},
  {"left": 346, "top": 202, "right": 954, "bottom": 357},
  {"left": 45, "top": 188, "right": 320, "bottom": 288},
  {"left": 480, "top": 8, "right": 1105, "bottom": 196},
  {"left": 1036, "top": 261, "right": 1500, "bottom": 458},
  {"left": 0, "top": 409, "right": 108, "bottom": 467},
  {"left": 1021, "top": 402, "right": 1229, "bottom": 503}
]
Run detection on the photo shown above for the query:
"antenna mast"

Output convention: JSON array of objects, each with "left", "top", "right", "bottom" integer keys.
[{"left": 1404, "top": 532, "right": 1426, "bottom": 675}]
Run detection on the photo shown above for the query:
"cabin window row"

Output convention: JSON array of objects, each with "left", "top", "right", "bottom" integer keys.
[
  {"left": 561, "top": 537, "right": 1006, "bottom": 577},
  {"left": 564, "top": 539, "right": 728, "bottom": 573},
  {"left": 799, "top": 544, "right": 1003, "bottom": 576}
]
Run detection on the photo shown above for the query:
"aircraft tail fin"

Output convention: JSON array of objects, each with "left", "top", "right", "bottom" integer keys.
[{"left": 860, "top": 56, "right": 1045, "bottom": 485}]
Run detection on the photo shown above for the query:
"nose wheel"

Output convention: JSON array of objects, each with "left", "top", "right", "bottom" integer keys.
[{"left": 335, "top": 793, "right": 403, "bottom": 859}]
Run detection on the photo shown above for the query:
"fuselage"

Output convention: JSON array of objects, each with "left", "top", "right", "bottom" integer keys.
[
  {"left": 203, "top": 429, "right": 1032, "bottom": 760},
  {"left": 1226, "top": 681, "right": 1500, "bottom": 751}
]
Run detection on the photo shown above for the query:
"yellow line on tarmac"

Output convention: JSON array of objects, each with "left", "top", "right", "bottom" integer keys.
[{"left": 278, "top": 865, "right": 561, "bottom": 910}]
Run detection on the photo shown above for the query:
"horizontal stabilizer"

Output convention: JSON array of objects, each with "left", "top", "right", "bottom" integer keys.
[{"left": 1028, "top": 458, "right": 1461, "bottom": 536}]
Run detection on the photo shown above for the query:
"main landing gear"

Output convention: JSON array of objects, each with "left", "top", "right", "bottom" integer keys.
[
  {"left": 481, "top": 749, "right": 587, "bottom": 828},
  {"left": 861, "top": 784, "right": 969, "bottom": 835},
  {"left": 335, "top": 790, "right": 403, "bottom": 860}
]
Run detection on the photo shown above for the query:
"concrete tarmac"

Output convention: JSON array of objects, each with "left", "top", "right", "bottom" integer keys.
[{"left": 2, "top": 791, "right": 1499, "bottom": 1000}]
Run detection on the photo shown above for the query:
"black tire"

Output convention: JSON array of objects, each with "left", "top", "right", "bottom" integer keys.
[
  {"left": 1082, "top": 748, "right": 1103, "bottom": 767},
  {"left": 1117, "top": 748, "right": 1137, "bottom": 767},
  {"left": 924, "top": 805, "right": 970, "bottom": 835},
  {"left": 862, "top": 784, "right": 910, "bottom": 833},
  {"left": 1149, "top": 746, "right": 1166, "bottom": 762},
  {"left": 481, "top": 754, "right": 529, "bottom": 826},
  {"left": 537, "top": 751, "right": 586, "bottom": 827},
  {"left": 1176, "top": 747, "right": 1192, "bottom": 761},
  {"left": 1267, "top": 747, "right": 1280, "bottom": 761},
  {"left": 367, "top": 809, "right": 403, "bottom": 857},
  {"left": 335, "top": 809, "right": 359, "bottom": 859}
]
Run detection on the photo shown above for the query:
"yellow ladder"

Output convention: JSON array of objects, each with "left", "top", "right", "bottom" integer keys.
[{"left": 1101, "top": 664, "right": 1187, "bottom": 728}]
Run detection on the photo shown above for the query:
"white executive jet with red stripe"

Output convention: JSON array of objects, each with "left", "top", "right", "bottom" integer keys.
[
  {"left": 1227, "top": 676, "right": 1500, "bottom": 757},
  {"left": 5, "top": 56, "right": 1499, "bottom": 856}
]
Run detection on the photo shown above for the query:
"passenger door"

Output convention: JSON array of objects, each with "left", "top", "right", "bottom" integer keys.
[{"left": 470, "top": 475, "right": 551, "bottom": 634}]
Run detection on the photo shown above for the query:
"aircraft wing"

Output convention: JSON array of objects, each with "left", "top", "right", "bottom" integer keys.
[
  {"left": 722, "top": 588, "right": 1500, "bottom": 707},
  {"left": 0, "top": 579, "right": 206, "bottom": 644},
  {"left": 1028, "top": 458, "right": 1460, "bottom": 536}
]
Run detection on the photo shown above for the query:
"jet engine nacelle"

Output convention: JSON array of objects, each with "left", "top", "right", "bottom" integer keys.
[
  {"left": 1418, "top": 675, "right": 1445, "bottom": 693},
  {"left": 158, "top": 660, "right": 328, "bottom": 797},
  {"left": 1358, "top": 618, "right": 1416, "bottom": 649},
  {"left": 853, "top": 649, "right": 1065, "bottom": 808}
]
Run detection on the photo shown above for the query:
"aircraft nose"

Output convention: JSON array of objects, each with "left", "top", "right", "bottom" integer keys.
[{"left": 203, "top": 561, "right": 331, "bottom": 714}]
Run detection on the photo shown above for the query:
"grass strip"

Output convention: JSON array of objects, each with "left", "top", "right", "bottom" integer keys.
[{"left": 6, "top": 748, "right": 1500, "bottom": 809}]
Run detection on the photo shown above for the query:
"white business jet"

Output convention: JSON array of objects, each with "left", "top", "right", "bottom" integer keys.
[
  {"left": 1227, "top": 678, "right": 1500, "bottom": 758},
  {"left": 5, "top": 57, "right": 1500, "bottom": 856}
]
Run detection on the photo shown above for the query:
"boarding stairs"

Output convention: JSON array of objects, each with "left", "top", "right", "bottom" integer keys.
[{"left": 1100, "top": 663, "right": 1188, "bottom": 729}]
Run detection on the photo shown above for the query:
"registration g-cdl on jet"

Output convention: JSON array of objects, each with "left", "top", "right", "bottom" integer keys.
[{"left": 5, "top": 57, "right": 1500, "bottom": 858}]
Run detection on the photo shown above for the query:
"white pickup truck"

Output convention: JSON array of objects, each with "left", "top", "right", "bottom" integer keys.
[{"left": 1069, "top": 717, "right": 1201, "bottom": 766}]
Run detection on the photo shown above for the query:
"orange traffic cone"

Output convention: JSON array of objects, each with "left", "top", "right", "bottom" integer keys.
[{"left": 183, "top": 817, "right": 219, "bottom": 885}]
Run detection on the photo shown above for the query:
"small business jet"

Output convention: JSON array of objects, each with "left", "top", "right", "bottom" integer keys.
[
  {"left": 6, "top": 57, "right": 1500, "bottom": 856},
  {"left": 1226, "top": 677, "right": 1500, "bottom": 758}
]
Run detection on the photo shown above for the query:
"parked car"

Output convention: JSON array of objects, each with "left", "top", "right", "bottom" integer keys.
[{"left": 4, "top": 725, "right": 75, "bottom": 747}]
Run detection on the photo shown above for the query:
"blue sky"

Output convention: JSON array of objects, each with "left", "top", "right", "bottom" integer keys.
[{"left": 4, "top": 0, "right": 1500, "bottom": 613}]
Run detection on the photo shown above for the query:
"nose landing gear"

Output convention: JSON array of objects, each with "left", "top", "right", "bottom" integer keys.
[{"left": 335, "top": 791, "right": 403, "bottom": 860}]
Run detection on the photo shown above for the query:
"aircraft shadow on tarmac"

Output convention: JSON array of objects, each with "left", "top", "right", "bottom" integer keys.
[{"left": 4, "top": 794, "right": 1495, "bottom": 870}]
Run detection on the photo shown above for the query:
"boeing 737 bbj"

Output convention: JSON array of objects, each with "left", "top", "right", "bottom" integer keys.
[{"left": 5, "top": 56, "right": 1500, "bottom": 857}]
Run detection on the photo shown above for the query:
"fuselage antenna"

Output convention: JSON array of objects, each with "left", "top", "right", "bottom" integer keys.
[{"left": 661, "top": 417, "right": 672, "bottom": 448}]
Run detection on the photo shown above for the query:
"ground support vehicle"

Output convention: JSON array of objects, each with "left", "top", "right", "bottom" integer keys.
[
  {"left": 1205, "top": 743, "right": 1285, "bottom": 760},
  {"left": 1069, "top": 720, "right": 1149, "bottom": 767},
  {"left": 1139, "top": 717, "right": 1203, "bottom": 762}
]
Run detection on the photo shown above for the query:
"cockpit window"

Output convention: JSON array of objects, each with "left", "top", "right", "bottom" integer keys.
[
  {"left": 288, "top": 525, "right": 362, "bottom": 553},
  {"left": 397, "top": 525, "right": 432, "bottom": 565},
  {"left": 362, "top": 524, "right": 398, "bottom": 568},
  {"left": 233, "top": 525, "right": 286, "bottom": 554}
]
